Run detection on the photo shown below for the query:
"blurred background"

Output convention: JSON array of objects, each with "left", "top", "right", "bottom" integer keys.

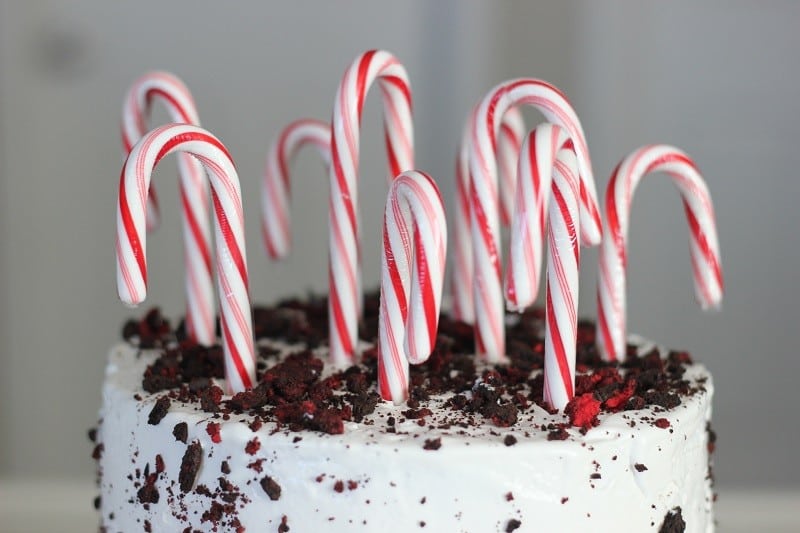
[{"left": 1, "top": 0, "right": 798, "bottom": 523}]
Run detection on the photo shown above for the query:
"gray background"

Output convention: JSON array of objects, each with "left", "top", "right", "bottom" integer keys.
[{"left": 0, "top": 0, "right": 797, "bottom": 491}]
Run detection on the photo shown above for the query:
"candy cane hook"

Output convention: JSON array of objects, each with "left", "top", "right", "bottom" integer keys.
[
  {"left": 597, "top": 145, "right": 723, "bottom": 361},
  {"left": 469, "top": 78, "right": 602, "bottom": 362},
  {"left": 262, "top": 119, "right": 331, "bottom": 259},
  {"left": 121, "top": 71, "right": 214, "bottom": 345},
  {"left": 329, "top": 49, "right": 414, "bottom": 365},
  {"left": 378, "top": 171, "right": 447, "bottom": 403},
  {"left": 116, "top": 123, "right": 256, "bottom": 393}
]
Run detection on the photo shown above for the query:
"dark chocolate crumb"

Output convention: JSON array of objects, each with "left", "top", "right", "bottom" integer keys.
[
  {"left": 503, "top": 435, "right": 517, "bottom": 446},
  {"left": 423, "top": 438, "right": 441, "bottom": 451},
  {"left": 659, "top": 507, "right": 686, "bottom": 533},
  {"left": 635, "top": 463, "right": 648, "bottom": 472},
  {"left": 137, "top": 475, "right": 159, "bottom": 504},
  {"left": 261, "top": 476, "right": 282, "bottom": 501},
  {"left": 221, "top": 460, "right": 231, "bottom": 475},
  {"left": 506, "top": 519, "right": 522, "bottom": 532},
  {"left": 179, "top": 441, "right": 202, "bottom": 493},
  {"left": 147, "top": 396, "right": 170, "bottom": 425},
  {"left": 172, "top": 422, "right": 188, "bottom": 444},
  {"left": 278, "top": 515, "right": 290, "bottom": 532}
]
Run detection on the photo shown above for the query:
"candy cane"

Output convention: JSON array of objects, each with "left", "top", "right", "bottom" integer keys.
[
  {"left": 597, "top": 145, "right": 723, "bottom": 361},
  {"left": 451, "top": 107, "right": 525, "bottom": 323},
  {"left": 329, "top": 49, "right": 414, "bottom": 364},
  {"left": 378, "top": 171, "right": 447, "bottom": 403},
  {"left": 469, "top": 78, "right": 602, "bottom": 361},
  {"left": 262, "top": 119, "right": 331, "bottom": 259},
  {"left": 116, "top": 124, "right": 255, "bottom": 393},
  {"left": 505, "top": 124, "right": 577, "bottom": 311},
  {"left": 121, "top": 71, "right": 215, "bottom": 345},
  {"left": 506, "top": 126, "right": 582, "bottom": 409}
]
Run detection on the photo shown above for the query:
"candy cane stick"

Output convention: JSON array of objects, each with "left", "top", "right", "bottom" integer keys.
[
  {"left": 378, "top": 171, "right": 447, "bottom": 403},
  {"left": 329, "top": 49, "right": 414, "bottom": 364},
  {"left": 469, "top": 78, "right": 601, "bottom": 362},
  {"left": 262, "top": 119, "right": 331, "bottom": 259},
  {"left": 121, "top": 71, "right": 215, "bottom": 345},
  {"left": 451, "top": 107, "right": 525, "bottom": 323},
  {"left": 506, "top": 126, "right": 582, "bottom": 409},
  {"left": 117, "top": 124, "right": 256, "bottom": 393},
  {"left": 597, "top": 145, "right": 723, "bottom": 361}
]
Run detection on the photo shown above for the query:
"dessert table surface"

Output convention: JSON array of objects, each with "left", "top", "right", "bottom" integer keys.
[{"left": 0, "top": 479, "right": 797, "bottom": 532}]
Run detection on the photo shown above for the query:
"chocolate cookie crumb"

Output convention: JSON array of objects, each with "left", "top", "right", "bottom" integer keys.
[
  {"left": 278, "top": 515, "right": 290, "bottom": 532},
  {"left": 503, "top": 435, "right": 517, "bottom": 446},
  {"left": 179, "top": 441, "right": 202, "bottom": 493},
  {"left": 506, "top": 519, "right": 522, "bottom": 532},
  {"left": 635, "top": 463, "right": 648, "bottom": 472},
  {"left": 147, "top": 396, "right": 170, "bottom": 425},
  {"left": 659, "top": 507, "right": 685, "bottom": 533},
  {"left": 423, "top": 438, "right": 441, "bottom": 450},
  {"left": 261, "top": 476, "right": 282, "bottom": 501},
  {"left": 172, "top": 422, "right": 188, "bottom": 443}
]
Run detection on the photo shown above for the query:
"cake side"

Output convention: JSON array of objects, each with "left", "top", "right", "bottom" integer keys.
[{"left": 93, "top": 306, "right": 714, "bottom": 532}]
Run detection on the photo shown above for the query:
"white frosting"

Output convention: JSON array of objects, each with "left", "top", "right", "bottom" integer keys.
[{"left": 97, "top": 342, "right": 714, "bottom": 532}]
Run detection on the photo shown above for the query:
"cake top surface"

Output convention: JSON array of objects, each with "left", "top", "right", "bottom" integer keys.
[{"left": 116, "top": 294, "right": 711, "bottom": 448}]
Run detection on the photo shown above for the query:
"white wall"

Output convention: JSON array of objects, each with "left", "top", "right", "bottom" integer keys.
[{"left": 1, "top": 0, "right": 797, "bottom": 490}]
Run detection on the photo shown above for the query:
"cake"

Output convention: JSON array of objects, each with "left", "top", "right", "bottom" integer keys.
[{"left": 92, "top": 295, "right": 715, "bottom": 532}]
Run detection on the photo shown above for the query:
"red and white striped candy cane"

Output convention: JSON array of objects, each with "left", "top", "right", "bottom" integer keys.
[
  {"left": 378, "top": 171, "right": 447, "bottom": 403},
  {"left": 329, "top": 50, "right": 414, "bottom": 364},
  {"left": 121, "top": 71, "right": 203, "bottom": 230},
  {"left": 469, "top": 78, "right": 602, "bottom": 362},
  {"left": 505, "top": 124, "right": 577, "bottom": 311},
  {"left": 597, "top": 145, "right": 723, "bottom": 361},
  {"left": 262, "top": 119, "right": 331, "bottom": 260},
  {"left": 506, "top": 126, "right": 582, "bottom": 409},
  {"left": 116, "top": 124, "right": 256, "bottom": 393},
  {"left": 451, "top": 107, "right": 525, "bottom": 323},
  {"left": 121, "top": 71, "right": 215, "bottom": 345}
]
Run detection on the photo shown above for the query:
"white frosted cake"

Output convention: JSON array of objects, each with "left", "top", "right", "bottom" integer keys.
[{"left": 92, "top": 300, "right": 714, "bottom": 532}]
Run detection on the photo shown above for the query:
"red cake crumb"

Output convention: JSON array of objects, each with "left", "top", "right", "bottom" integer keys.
[
  {"left": 565, "top": 393, "right": 601, "bottom": 429},
  {"left": 245, "top": 437, "right": 261, "bottom": 455},
  {"left": 654, "top": 418, "right": 671, "bottom": 429},
  {"left": 137, "top": 473, "right": 159, "bottom": 504},
  {"left": 333, "top": 480, "right": 344, "bottom": 493},
  {"left": 206, "top": 422, "right": 222, "bottom": 443},
  {"left": 505, "top": 492, "right": 514, "bottom": 501}
]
